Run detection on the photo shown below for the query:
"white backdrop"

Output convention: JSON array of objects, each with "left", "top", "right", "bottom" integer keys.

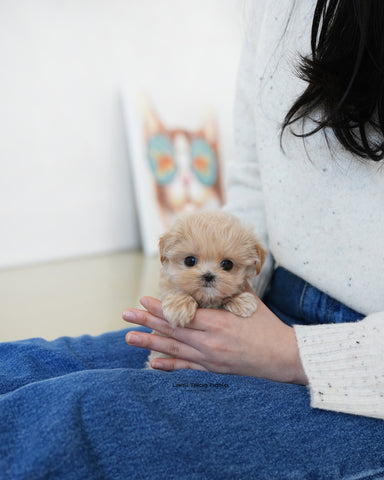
[{"left": 0, "top": 0, "right": 246, "bottom": 268}]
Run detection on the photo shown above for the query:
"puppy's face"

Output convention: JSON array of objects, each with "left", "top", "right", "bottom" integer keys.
[{"left": 159, "top": 211, "right": 265, "bottom": 306}]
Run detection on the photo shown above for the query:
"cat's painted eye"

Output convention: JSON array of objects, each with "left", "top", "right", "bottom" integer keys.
[
  {"left": 220, "top": 259, "right": 233, "bottom": 271},
  {"left": 184, "top": 256, "right": 198, "bottom": 267},
  {"left": 190, "top": 138, "right": 217, "bottom": 186},
  {"left": 147, "top": 134, "right": 177, "bottom": 185}
]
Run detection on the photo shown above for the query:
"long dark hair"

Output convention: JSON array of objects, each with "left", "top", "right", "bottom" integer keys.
[{"left": 282, "top": 0, "right": 384, "bottom": 161}]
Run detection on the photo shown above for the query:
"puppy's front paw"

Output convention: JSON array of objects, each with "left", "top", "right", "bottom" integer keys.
[
  {"left": 223, "top": 292, "right": 258, "bottom": 317},
  {"left": 162, "top": 293, "right": 198, "bottom": 327}
]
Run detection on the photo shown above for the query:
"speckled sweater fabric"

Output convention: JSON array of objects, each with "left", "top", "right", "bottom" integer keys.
[{"left": 226, "top": 0, "right": 384, "bottom": 419}]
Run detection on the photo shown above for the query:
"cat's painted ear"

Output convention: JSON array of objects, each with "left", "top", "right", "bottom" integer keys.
[{"left": 140, "top": 95, "right": 164, "bottom": 137}]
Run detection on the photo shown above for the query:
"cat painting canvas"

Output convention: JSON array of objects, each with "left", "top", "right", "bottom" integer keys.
[{"left": 122, "top": 90, "right": 224, "bottom": 255}]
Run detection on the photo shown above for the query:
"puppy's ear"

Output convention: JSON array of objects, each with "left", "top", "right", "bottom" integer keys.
[
  {"left": 254, "top": 242, "right": 267, "bottom": 275},
  {"left": 158, "top": 231, "right": 172, "bottom": 265}
]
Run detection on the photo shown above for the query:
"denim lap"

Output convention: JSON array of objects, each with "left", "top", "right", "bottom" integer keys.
[{"left": 1, "top": 271, "right": 383, "bottom": 479}]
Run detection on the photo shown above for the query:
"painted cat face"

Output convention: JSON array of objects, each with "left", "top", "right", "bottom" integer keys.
[{"left": 143, "top": 100, "right": 224, "bottom": 227}]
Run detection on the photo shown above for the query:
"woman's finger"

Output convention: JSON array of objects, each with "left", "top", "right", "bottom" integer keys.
[
  {"left": 122, "top": 307, "right": 189, "bottom": 339},
  {"left": 139, "top": 296, "right": 164, "bottom": 319},
  {"left": 125, "top": 331, "right": 202, "bottom": 363},
  {"left": 149, "top": 357, "right": 208, "bottom": 372},
  {"left": 123, "top": 307, "right": 208, "bottom": 353},
  {"left": 122, "top": 308, "right": 169, "bottom": 332}
]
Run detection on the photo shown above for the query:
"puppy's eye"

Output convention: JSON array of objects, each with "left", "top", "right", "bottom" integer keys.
[
  {"left": 220, "top": 259, "right": 233, "bottom": 271},
  {"left": 184, "top": 256, "right": 198, "bottom": 267}
]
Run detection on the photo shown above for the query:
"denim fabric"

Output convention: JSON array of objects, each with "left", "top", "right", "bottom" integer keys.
[
  {"left": 263, "top": 267, "right": 364, "bottom": 326},
  {"left": 0, "top": 271, "right": 383, "bottom": 479}
]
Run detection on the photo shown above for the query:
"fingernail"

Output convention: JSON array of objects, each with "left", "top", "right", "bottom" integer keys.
[
  {"left": 123, "top": 311, "right": 136, "bottom": 322},
  {"left": 126, "top": 333, "right": 142, "bottom": 346},
  {"left": 140, "top": 297, "right": 148, "bottom": 308},
  {"left": 151, "top": 360, "right": 161, "bottom": 369}
]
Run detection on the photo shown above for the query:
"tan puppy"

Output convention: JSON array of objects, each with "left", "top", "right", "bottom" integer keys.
[{"left": 146, "top": 210, "right": 266, "bottom": 368}]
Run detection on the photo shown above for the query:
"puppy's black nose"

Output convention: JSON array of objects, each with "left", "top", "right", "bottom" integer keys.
[{"left": 202, "top": 272, "right": 215, "bottom": 284}]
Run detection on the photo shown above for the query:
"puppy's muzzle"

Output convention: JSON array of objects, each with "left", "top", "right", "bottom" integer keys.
[{"left": 202, "top": 272, "right": 216, "bottom": 286}]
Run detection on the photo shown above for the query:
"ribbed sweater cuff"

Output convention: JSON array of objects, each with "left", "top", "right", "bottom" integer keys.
[{"left": 294, "top": 314, "right": 384, "bottom": 419}]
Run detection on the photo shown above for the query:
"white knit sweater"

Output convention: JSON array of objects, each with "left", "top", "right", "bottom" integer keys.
[{"left": 226, "top": 0, "right": 384, "bottom": 419}]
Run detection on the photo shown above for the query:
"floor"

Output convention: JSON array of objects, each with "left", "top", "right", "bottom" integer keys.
[{"left": 0, "top": 251, "right": 160, "bottom": 341}]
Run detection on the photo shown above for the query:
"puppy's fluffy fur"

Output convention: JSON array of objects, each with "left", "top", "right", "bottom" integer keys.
[{"left": 146, "top": 210, "right": 266, "bottom": 368}]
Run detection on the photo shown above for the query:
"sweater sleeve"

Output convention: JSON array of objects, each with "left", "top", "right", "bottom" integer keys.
[
  {"left": 294, "top": 313, "right": 384, "bottom": 419},
  {"left": 224, "top": 1, "right": 273, "bottom": 297}
]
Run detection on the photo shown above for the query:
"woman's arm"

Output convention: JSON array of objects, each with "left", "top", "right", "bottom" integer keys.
[
  {"left": 123, "top": 294, "right": 308, "bottom": 385},
  {"left": 224, "top": 1, "right": 273, "bottom": 298},
  {"left": 294, "top": 314, "right": 384, "bottom": 419}
]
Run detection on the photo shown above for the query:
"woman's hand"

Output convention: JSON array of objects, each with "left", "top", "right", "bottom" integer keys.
[{"left": 122, "top": 294, "right": 308, "bottom": 385}]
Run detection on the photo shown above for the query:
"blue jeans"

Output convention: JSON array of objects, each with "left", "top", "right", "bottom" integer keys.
[
  {"left": 0, "top": 268, "right": 383, "bottom": 480},
  {"left": 263, "top": 267, "right": 364, "bottom": 326}
]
